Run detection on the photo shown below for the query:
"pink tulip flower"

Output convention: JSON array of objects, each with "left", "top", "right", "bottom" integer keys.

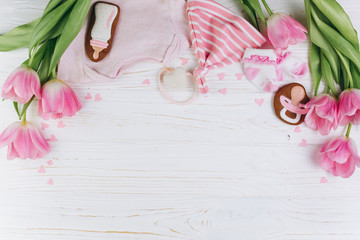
[
  {"left": 267, "top": 13, "right": 308, "bottom": 49},
  {"left": 338, "top": 89, "right": 360, "bottom": 126},
  {"left": 1, "top": 67, "right": 41, "bottom": 104},
  {"left": 305, "top": 95, "right": 338, "bottom": 136},
  {"left": 38, "top": 79, "right": 82, "bottom": 120},
  {"left": 320, "top": 136, "right": 360, "bottom": 178},
  {"left": 0, "top": 121, "right": 50, "bottom": 160}
]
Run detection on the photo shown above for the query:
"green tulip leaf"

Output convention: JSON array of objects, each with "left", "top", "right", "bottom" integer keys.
[
  {"left": 0, "top": 18, "right": 40, "bottom": 52},
  {"left": 319, "top": 23, "right": 360, "bottom": 70},
  {"left": 28, "top": 43, "right": 49, "bottom": 70},
  {"left": 310, "top": 44, "right": 322, "bottom": 95},
  {"left": 335, "top": 49, "right": 352, "bottom": 90},
  {"left": 350, "top": 62, "right": 360, "bottom": 89},
  {"left": 13, "top": 102, "right": 20, "bottom": 118},
  {"left": 308, "top": 14, "right": 339, "bottom": 82},
  {"left": 320, "top": 51, "right": 337, "bottom": 95},
  {"left": 42, "top": 10, "right": 71, "bottom": 43},
  {"left": 49, "top": 0, "right": 91, "bottom": 76},
  {"left": 29, "top": 0, "right": 76, "bottom": 52},
  {"left": 238, "top": 0, "right": 259, "bottom": 30},
  {"left": 310, "top": 1, "right": 333, "bottom": 27},
  {"left": 38, "top": 39, "right": 57, "bottom": 84},
  {"left": 311, "top": 0, "right": 359, "bottom": 49},
  {"left": 312, "top": 11, "right": 360, "bottom": 71},
  {"left": 43, "top": 0, "right": 66, "bottom": 16},
  {"left": 338, "top": 61, "right": 346, "bottom": 90},
  {"left": 244, "top": 0, "right": 266, "bottom": 24},
  {"left": 304, "top": 0, "right": 312, "bottom": 31}
]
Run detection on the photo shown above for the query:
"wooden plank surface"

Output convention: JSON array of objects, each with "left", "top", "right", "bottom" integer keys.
[{"left": 1, "top": 0, "right": 360, "bottom": 239}]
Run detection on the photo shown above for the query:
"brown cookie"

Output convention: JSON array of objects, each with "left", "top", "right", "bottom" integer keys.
[
  {"left": 273, "top": 83, "right": 310, "bottom": 125},
  {"left": 85, "top": 2, "right": 120, "bottom": 62}
]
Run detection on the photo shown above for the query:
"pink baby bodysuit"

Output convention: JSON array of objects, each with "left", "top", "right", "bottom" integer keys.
[{"left": 58, "top": 0, "right": 190, "bottom": 83}]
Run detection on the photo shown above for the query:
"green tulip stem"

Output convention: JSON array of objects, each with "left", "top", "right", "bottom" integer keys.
[
  {"left": 52, "top": 68, "right": 57, "bottom": 79},
  {"left": 28, "top": 52, "right": 34, "bottom": 67},
  {"left": 346, "top": 123, "right": 352, "bottom": 138},
  {"left": 20, "top": 96, "right": 35, "bottom": 121},
  {"left": 28, "top": 43, "right": 39, "bottom": 67},
  {"left": 349, "top": 75, "right": 354, "bottom": 89},
  {"left": 326, "top": 87, "right": 330, "bottom": 94},
  {"left": 22, "top": 111, "right": 27, "bottom": 122},
  {"left": 262, "top": 0, "right": 273, "bottom": 16}
]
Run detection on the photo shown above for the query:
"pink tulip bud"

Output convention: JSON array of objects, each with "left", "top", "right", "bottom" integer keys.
[
  {"left": 38, "top": 79, "right": 82, "bottom": 120},
  {"left": 1, "top": 67, "right": 41, "bottom": 104},
  {"left": 0, "top": 121, "right": 50, "bottom": 160},
  {"left": 267, "top": 13, "right": 308, "bottom": 50},
  {"left": 338, "top": 89, "right": 360, "bottom": 126},
  {"left": 320, "top": 136, "right": 360, "bottom": 178},
  {"left": 305, "top": 94, "right": 338, "bottom": 136}
]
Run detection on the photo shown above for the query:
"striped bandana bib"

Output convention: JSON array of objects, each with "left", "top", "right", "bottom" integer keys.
[{"left": 187, "top": 0, "right": 266, "bottom": 94}]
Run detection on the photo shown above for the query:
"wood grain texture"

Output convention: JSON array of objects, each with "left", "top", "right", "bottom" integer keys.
[{"left": 1, "top": 0, "right": 360, "bottom": 239}]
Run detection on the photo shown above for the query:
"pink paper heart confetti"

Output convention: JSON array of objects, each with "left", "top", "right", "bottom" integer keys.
[
  {"left": 142, "top": 79, "right": 150, "bottom": 85},
  {"left": 180, "top": 58, "right": 189, "bottom": 66},
  {"left": 294, "top": 126, "right": 302, "bottom": 133},
  {"left": 235, "top": 73, "right": 244, "bottom": 80},
  {"left": 48, "top": 135, "right": 57, "bottom": 142},
  {"left": 217, "top": 73, "right": 226, "bottom": 81},
  {"left": 299, "top": 139, "right": 307, "bottom": 147},
  {"left": 85, "top": 93, "right": 92, "bottom": 100},
  {"left": 47, "top": 160, "right": 53, "bottom": 166},
  {"left": 320, "top": 177, "right": 328, "bottom": 183},
  {"left": 47, "top": 178, "right": 54, "bottom": 185},
  {"left": 41, "top": 122, "right": 50, "bottom": 131},
  {"left": 57, "top": 121, "right": 66, "bottom": 128},
  {"left": 38, "top": 165, "right": 46, "bottom": 174},
  {"left": 255, "top": 98, "right": 264, "bottom": 107},
  {"left": 219, "top": 88, "right": 227, "bottom": 95},
  {"left": 94, "top": 94, "right": 103, "bottom": 102}
]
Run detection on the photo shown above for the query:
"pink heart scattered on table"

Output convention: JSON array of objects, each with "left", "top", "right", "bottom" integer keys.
[
  {"left": 38, "top": 165, "right": 46, "bottom": 174},
  {"left": 219, "top": 88, "right": 227, "bottom": 95},
  {"left": 142, "top": 79, "right": 150, "bottom": 85},
  {"left": 217, "top": 73, "right": 226, "bottom": 81},
  {"left": 320, "top": 177, "right": 328, "bottom": 183},
  {"left": 47, "top": 160, "right": 53, "bottom": 166},
  {"left": 48, "top": 135, "right": 57, "bottom": 142},
  {"left": 255, "top": 98, "right": 264, "bottom": 107},
  {"left": 294, "top": 126, "right": 302, "bottom": 133},
  {"left": 41, "top": 123, "right": 50, "bottom": 131},
  {"left": 180, "top": 58, "right": 189, "bottom": 66},
  {"left": 57, "top": 121, "right": 66, "bottom": 128},
  {"left": 85, "top": 93, "right": 92, "bottom": 100},
  {"left": 94, "top": 94, "right": 103, "bottom": 102},
  {"left": 47, "top": 178, "right": 54, "bottom": 185},
  {"left": 299, "top": 139, "right": 307, "bottom": 147},
  {"left": 235, "top": 73, "right": 244, "bottom": 80}
]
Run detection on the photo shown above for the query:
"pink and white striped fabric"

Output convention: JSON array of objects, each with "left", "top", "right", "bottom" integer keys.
[{"left": 187, "top": 0, "right": 266, "bottom": 94}]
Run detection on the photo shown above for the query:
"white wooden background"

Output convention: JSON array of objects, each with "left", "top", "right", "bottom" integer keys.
[{"left": 1, "top": 1, "right": 360, "bottom": 239}]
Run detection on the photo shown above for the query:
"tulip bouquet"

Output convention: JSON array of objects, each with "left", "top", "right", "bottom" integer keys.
[
  {"left": 304, "top": 0, "right": 360, "bottom": 178},
  {"left": 240, "top": 0, "right": 360, "bottom": 178},
  {"left": 0, "top": 0, "right": 91, "bottom": 160}
]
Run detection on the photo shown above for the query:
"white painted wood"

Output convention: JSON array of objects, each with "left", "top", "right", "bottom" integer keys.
[{"left": 1, "top": 0, "right": 360, "bottom": 239}]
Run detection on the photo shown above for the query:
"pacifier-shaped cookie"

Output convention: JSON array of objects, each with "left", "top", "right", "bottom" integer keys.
[
  {"left": 273, "top": 83, "right": 310, "bottom": 125},
  {"left": 85, "top": 2, "right": 120, "bottom": 62}
]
